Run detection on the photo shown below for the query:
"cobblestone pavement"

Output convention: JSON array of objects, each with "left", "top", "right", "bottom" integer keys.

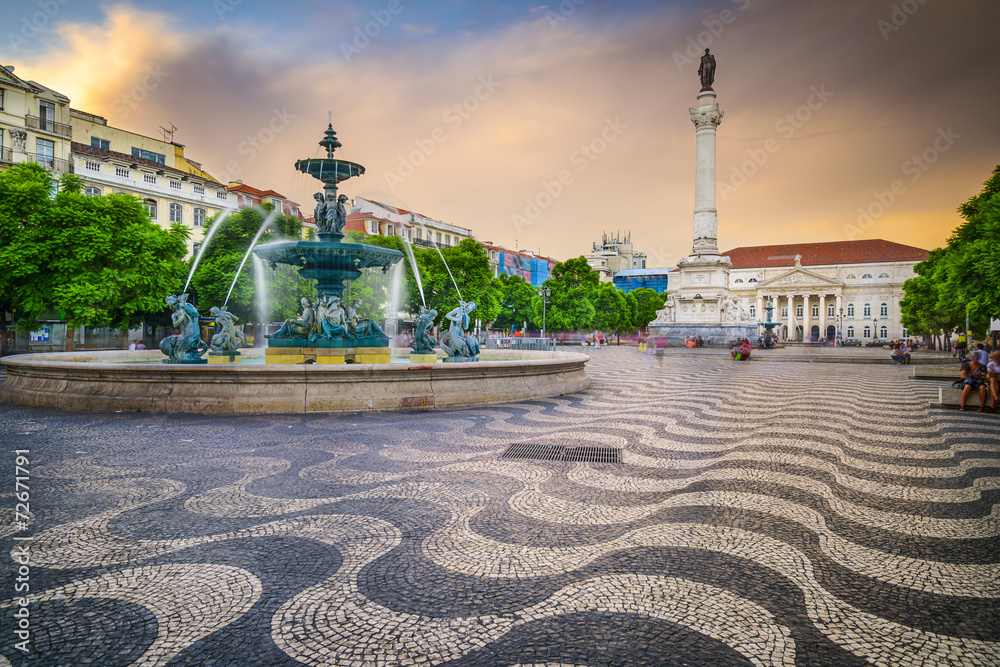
[{"left": 1, "top": 347, "right": 998, "bottom": 666}]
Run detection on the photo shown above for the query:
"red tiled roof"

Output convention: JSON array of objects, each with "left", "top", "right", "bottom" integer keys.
[
  {"left": 720, "top": 240, "right": 928, "bottom": 269},
  {"left": 71, "top": 142, "right": 194, "bottom": 180},
  {"left": 227, "top": 183, "right": 286, "bottom": 199}
]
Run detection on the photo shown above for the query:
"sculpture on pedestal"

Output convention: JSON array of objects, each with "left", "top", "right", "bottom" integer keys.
[
  {"left": 345, "top": 298, "right": 384, "bottom": 338},
  {"left": 312, "top": 295, "right": 351, "bottom": 341},
  {"left": 652, "top": 294, "right": 676, "bottom": 323},
  {"left": 209, "top": 305, "right": 245, "bottom": 352},
  {"left": 160, "top": 294, "right": 208, "bottom": 363},
  {"left": 440, "top": 301, "right": 479, "bottom": 361},
  {"left": 266, "top": 297, "right": 316, "bottom": 339},
  {"left": 410, "top": 306, "right": 438, "bottom": 355},
  {"left": 313, "top": 194, "right": 329, "bottom": 233},
  {"left": 699, "top": 49, "right": 716, "bottom": 89}
]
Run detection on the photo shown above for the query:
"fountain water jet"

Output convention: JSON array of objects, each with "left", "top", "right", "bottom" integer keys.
[
  {"left": 183, "top": 208, "right": 234, "bottom": 294},
  {"left": 400, "top": 236, "right": 425, "bottom": 306},
  {"left": 225, "top": 209, "right": 280, "bottom": 306}
]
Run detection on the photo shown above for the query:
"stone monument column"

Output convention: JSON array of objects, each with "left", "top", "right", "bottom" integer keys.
[{"left": 689, "top": 90, "right": 724, "bottom": 256}]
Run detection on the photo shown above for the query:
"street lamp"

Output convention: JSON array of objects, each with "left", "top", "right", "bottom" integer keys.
[
  {"left": 838, "top": 307, "right": 844, "bottom": 346},
  {"left": 541, "top": 286, "right": 551, "bottom": 338},
  {"left": 873, "top": 317, "right": 878, "bottom": 342}
]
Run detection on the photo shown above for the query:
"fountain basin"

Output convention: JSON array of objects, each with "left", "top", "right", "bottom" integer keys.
[{"left": 0, "top": 349, "right": 590, "bottom": 414}]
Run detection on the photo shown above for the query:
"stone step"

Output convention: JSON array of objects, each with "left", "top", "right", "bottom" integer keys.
[
  {"left": 912, "top": 367, "right": 962, "bottom": 380},
  {"left": 935, "top": 386, "right": 997, "bottom": 408}
]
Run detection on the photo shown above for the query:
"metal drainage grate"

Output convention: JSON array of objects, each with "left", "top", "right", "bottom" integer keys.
[{"left": 501, "top": 443, "right": 622, "bottom": 464}]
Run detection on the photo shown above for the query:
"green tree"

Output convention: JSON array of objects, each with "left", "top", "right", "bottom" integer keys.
[
  {"left": 189, "top": 206, "right": 312, "bottom": 322},
  {"left": 589, "top": 282, "right": 628, "bottom": 332},
  {"left": 628, "top": 287, "right": 667, "bottom": 330},
  {"left": 900, "top": 165, "right": 1000, "bottom": 341},
  {"left": 494, "top": 274, "right": 538, "bottom": 331},
  {"left": 539, "top": 256, "right": 601, "bottom": 331},
  {"left": 415, "top": 239, "right": 500, "bottom": 327},
  {"left": 0, "top": 162, "right": 189, "bottom": 336}
]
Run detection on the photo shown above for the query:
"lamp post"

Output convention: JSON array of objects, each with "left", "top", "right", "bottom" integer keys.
[
  {"left": 541, "top": 286, "right": 551, "bottom": 338},
  {"left": 873, "top": 317, "right": 878, "bottom": 343},
  {"left": 838, "top": 307, "right": 844, "bottom": 346}
]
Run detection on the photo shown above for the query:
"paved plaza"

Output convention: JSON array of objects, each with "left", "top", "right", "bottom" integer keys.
[{"left": 1, "top": 348, "right": 998, "bottom": 666}]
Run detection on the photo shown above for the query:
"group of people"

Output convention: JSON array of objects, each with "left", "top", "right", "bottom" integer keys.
[
  {"left": 890, "top": 341, "right": 911, "bottom": 364},
  {"left": 959, "top": 343, "right": 999, "bottom": 413},
  {"left": 730, "top": 338, "right": 752, "bottom": 361},
  {"left": 683, "top": 335, "right": 705, "bottom": 349},
  {"left": 265, "top": 295, "right": 383, "bottom": 342}
]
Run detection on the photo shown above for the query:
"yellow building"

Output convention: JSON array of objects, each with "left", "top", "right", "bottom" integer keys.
[
  {"left": 70, "top": 109, "right": 235, "bottom": 254},
  {"left": 0, "top": 64, "right": 73, "bottom": 175}
]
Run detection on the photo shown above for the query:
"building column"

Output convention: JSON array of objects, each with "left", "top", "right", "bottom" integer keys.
[
  {"left": 802, "top": 294, "right": 810, "bottom": 342},
  {"left": 756, "top": 295, "right": 763, "bottom": 322},
  {"left": 786, "top": 294, "right": 794, "bottom": 340},
  {"left": 819, "top": 294, "right": 827, "bottom": 340}
]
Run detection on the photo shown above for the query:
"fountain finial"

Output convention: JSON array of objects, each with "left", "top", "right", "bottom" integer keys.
[{"left": 319, "top": 124, "right": 342, "bottom": 158}]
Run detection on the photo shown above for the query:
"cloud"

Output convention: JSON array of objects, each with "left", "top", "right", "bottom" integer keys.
[{"left": 9, "top": 0, "right": 999, "bottom": 264}]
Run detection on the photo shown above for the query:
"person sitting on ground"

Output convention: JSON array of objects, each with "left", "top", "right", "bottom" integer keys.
[
  {"left": 685, "top": 336, "right": 695, "bottom": 349},
  {"left": 128, "top": 339, "right": 138, "bottom": 351},
  {"left": 959, "top": 355, "right": 989, "bottom": 412},
  {"left": 988, "top": 350, "right": 1000, "bottom": 414},
  {"left": 732, "top": 337, "right": 752, "bottom": 361},
  {"left": 135, "top": 340, "right": 146, "bottom": 350},
  {"left": 899, "top": 341, "right": 910, "bottom": 364}
]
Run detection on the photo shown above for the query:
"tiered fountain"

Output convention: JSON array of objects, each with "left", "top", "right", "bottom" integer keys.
[
  {"left": 0, "top": 125, "right": 590, "bottom": 414},
  {"left": 253, "top": 125, "right": 403, "bottom": 364}
]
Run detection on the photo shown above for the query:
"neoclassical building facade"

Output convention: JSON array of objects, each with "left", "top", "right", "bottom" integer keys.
[{"left": 719, "top": 240, "right": 928, "bottom": 342}]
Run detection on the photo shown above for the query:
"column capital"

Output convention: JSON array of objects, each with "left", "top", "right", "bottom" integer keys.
[{"left": 689, "top": 105, "right": 723, "bottom": 129}]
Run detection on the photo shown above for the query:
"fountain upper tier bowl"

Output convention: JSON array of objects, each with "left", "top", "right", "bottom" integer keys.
[
  {"left": 294, "top": 157, "right": 365, "bottom": 185},
  {"left": 253, "top": 236, "right": 403, "bottom": 296}
]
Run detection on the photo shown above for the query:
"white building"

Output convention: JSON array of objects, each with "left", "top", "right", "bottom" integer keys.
[
  {"left": 347, "top": 197, "right": 475, "bottom": 248},
  {"left": 584, "top": 232, "right": 647, "bottom": 282},
  {"left": 719, "top": 239, "right": 928, "bottom": 342}
]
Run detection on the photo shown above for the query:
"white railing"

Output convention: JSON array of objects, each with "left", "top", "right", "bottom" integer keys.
[{"left": 484, "top": 337, "right": 555, "bottom": 351}]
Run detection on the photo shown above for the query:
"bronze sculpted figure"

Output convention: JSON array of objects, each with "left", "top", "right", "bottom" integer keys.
[
  {"left": 265, "top": 297, "right": 316, "bottom": 339},
  {"left": 209, "top": 305, "right": 245, "bottom": 352},
  {"left": 312, "top": 295, "right": 352, "bottom": 341},
  {"left": 410, "top": 306, "right": 438, "bottom": 354},
  {"left": 699, "top": 49, "right": 716, "bottom": 89},
  {"left": 440, "top": 301, "right": 480, "bottom": 360},
  {"left": 313, "top": 193, "right": 329, "bottom": 233},
  {"left": 334, "top": 194, "right": 348, "bottom": 234},
  {"left": 345, "top": 298, "right": 384, "bottom": 337},
  {"left": 160, "top": 294, "right": 208, "bottom": 362}
]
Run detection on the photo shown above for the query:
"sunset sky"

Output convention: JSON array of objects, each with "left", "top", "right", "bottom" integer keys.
[{"left": 4, "top": 0, "right": 998, "bottom": 265}]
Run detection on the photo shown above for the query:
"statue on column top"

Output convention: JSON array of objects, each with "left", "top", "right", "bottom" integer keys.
[{"left": 698, "top": 49, "right": 716, "bottom": 90}]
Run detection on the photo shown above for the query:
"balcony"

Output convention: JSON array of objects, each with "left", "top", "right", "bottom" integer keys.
[
  {"left": 0, "top": 147, "right": 12, "bottom": 164},
  {"left": 28, "top": 153, "right": 73, "bottom": 174},
  {"left": 25, "top": 114, "right": 73, "bottom": 138}
]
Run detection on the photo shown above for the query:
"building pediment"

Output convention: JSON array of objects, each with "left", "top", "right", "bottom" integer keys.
[{"left": 758, "top": 268, "right": 843, "bottom": 290}]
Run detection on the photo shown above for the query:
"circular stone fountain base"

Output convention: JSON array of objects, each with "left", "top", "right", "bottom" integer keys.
[{"left": 0, "top": 349, "right": 590, "bottom": 414}]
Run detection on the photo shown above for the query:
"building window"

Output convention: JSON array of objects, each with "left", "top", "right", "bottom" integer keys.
[
  {"left": 847, "top": 326, "right": 854, "bottom": 338},
  {"left": 0, "top": 88, "right": 4, "bottom": 110},
  {"left": 436, "top": 232, "right": 442, "bottom": 244},
  {"left": 192, "top": 242, "right": 201, "bottom": 256},
  {"left": 131, "top": 147, "right": 166, "bottom": 164},
  {"left": 880, "top": 326, "right": 888, "bottom": 338},
  {"left": 847, "top": 304, "right": 855, "bottom": 317},
  {"left": 878, "top": 272, "right": 890, "bottom": 279},
  {"left": 734, "top": 279, "right": 743, "bottom": 283},
  {"left": 193, "top": 208, "right": 205, "bottom": 227},
  {"left": 828, "top": 305, "right": 835, "bottom": 317},
  {"left": 902, "top": 327, "right": 908, "bottom": 338},
  {"left": 749, "top": 306, "right": 756, "bottom": 318},
  {"left": 863, "top": 303, "right": 871, "bottom": 317},
  {"left": 862, "top": 273, "right": 873, "bottom": 279},
  {"left": 415, "top": 229, "right": 422, "bottom": 241},
  {"left": 144, "top": 199, "right": 157, "bottom": 219},
  {"left": 143, "top": 174, "right": 156, "bottom": 184},
  {"left": 863, "top": 326, "right": 871, "bottom": 338},
  {"left": 39, "top": 100, "right": 55, "bottom": 131},
  {"left": 796, "top": 305, "right": 803, "bottom": 317},
  {"left": 169, "top": 203, "right": 182, "bottom": 223},
  {"left": 748, "top": 278, "right": 757, "bottom": 283},
  {"left": 84, "top": 186, "right": 101, "bottom": 197},
  {"left": 812, "top": 305, "right": 819, "bottom": 317},
  {"left": 781, "top": 306, "right": 788, "bottom": 318},
  {"left": 36, "top": 138, "right": 54, "bottom": 163},
  {"left": 880, "top": 303, "right": 888, "bottom": 317},
  {"left": 846, "top": 274, "right": 856, "bottom": 280},
  {"left": 90, "top": 137, "right": 110, "bottom": 150},
  {"left": 193, "top": 185, "right": 205, "bottom": 195}
]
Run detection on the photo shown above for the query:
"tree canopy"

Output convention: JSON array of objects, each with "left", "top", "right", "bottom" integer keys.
[
  {"left": 0, "top": 162, "right": 189, "bottom": 332},
  {"left": 189, "top": 206, "right": 313, "bottom": 323},
  {"left": 494, "top": 273, "right": 539, "bottom": 331},
  {"left": 901, "top": 165, "right": 1000, "bottom": 337}
]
